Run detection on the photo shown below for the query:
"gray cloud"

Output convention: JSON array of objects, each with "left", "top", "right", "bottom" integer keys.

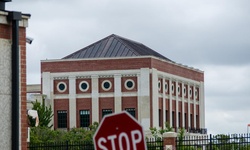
[{"left": 7, "top": 0, "right": 250, "bottom": 134}]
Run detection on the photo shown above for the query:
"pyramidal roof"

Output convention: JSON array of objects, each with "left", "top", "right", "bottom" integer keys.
[{"left": 63, "top": 34, "right": 172, "bottom": 62}]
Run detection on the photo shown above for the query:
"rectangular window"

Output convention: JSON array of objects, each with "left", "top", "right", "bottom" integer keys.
[
  {"left": 80, "top": 110, "right": 90, "bottom": 128},
  {"left": 190, "top": 114, "right": 193, "bottom": 128},
  {"left": 57, "top": 110, "right": 67, "bottom": 128},
  {"left": 178, "top": 112, "right": 181, "bottom": 128},
  {"left": 196, "top": 115, "right": 199, "bottom": 129},
  {"left": 185, "top": 113, "right": 188, "bottom": 130},
  {"left": 166, "top": 110, "right": 168, "bottom": 123},
  {"left": 159, "top": 109, "right": 162, "bottom": 127},
  {"left": 172, "top": 111, "right": 175, "bottom": 128},
  {"left": 125, "top": 108, "right": 136, "bottom": 118},
  {"left": 102, "top": 109, "right": 112, "bottom": 117}
]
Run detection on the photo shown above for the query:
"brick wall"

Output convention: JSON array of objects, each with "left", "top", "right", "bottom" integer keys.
[
  {"left": 76, "top": 98, "right": 92, "bottom": 128},
  {"left": 98, "top": 78, "right": 114, "bottom": 93},
  {"left": 20, "top": 27, "right": 28, "bottom": 150},
  {"left": 41, "top": 57, "right": 204, "bottom": 82},
  {"left": 76, "top": 79, "right": 92, "bottom": 94},
  {"left": 41, "top": 58, "right": 151, "bottom": 73},
  {"left": 54, "top": 99, "right": 69, "bottom": 129},
  {"left": 99, "top": 98, "right": 114, "bottom": 122},
  {"left": 151, "top": 58, "right": 204, "bottom": 82},
  {"left": 159, "top": 98, "right": 163, "bottom": 127},
  {"left": 121, "top": 97, "right": 137, "bottom": 118},
  {"left": 121, "top": 77, "right": 137, "bottom": 92},
  {"left": 53, "top": 79, "right": 69, "bottom": 94}
]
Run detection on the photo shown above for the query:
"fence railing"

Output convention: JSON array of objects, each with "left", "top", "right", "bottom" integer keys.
[
  {"left": 172, "top": 127, "right": 207, "bottom": 134},
  {"left": 146, "top": 138, "right": 163, "bottom": 150},
  {"left": 176, "top": 133, "right": 250, "bottom": 150},
  {"left": 28, "top": 138, "right": 163, "bottom": 150},
  {"left": 188, "top": 128, "right": 207, "bottom": 134}
]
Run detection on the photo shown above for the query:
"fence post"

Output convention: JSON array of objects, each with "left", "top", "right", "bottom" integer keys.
[
  {"left": 66, "top": 141, "right": 69, "bottom": 150},
  {"left": 209, "top": 134, "right": 212, "bottom": 150},
  {"left": 163, "top": 132, "right": 178, "bottom": 150}
]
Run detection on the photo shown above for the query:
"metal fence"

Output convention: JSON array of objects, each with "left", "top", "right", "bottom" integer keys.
[
  {"left": 176, "top": 133, "right": 250, "bottom": 150},
  {"left": 146, "top": 138, "right": 163, "bottom": 150},
  {"left": 28, "top": 138, "right": 163, "bottom": 150}
]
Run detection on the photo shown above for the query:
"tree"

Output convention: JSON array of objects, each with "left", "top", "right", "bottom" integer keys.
[
  {"left": 29, "top": 99, "right": 53, "bottom": 128},
  {"left": 177, "top": 128, "right": 185, "bottom": 148},
  {"left": 149, "top": 122, "right": 173, "bottom": 140},
  {"left": 30, "top": 122, "right": 99, "bottom": 144}
]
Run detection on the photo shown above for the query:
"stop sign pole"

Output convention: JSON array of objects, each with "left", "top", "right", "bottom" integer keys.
[{"left": 94, "top": 111, "right": 147, "bottom": 150}]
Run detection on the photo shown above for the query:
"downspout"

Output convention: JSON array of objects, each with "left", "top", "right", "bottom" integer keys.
[{"left": 8, "top": 11, "right": 22, "bottom": 150}]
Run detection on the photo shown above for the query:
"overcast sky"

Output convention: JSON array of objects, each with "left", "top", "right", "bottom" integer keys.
[{"left": 7, "top": 0, "right": 250, "bottom": 135}]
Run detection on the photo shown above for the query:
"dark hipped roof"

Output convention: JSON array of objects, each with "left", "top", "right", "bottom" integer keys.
[{"left": 63, "top": 34, "right": 172, "bottom": 62}]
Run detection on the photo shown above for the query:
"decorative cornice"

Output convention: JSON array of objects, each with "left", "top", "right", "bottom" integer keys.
[
  {"left": 99, "top": 75, "right": 114, "bottom": 78},
  {"left": 53, "top": 77, "right": 68, "bottom": 80},
  {"left": 76, "top": 76, "right": 91, "bottom": 79},
  {"left": 122, "top": 74, "right": 137, "bottom": 77}
]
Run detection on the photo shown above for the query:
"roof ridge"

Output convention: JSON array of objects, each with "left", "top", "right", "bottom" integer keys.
[
  {"left": 112, "top": 34, "right": 141, "bottom": 56},
  {"left": 112, "top": 34, "right": 143, "bottom": 45},
  {"left": 114, "top": 35, "right": 154, "bottom": 56}
]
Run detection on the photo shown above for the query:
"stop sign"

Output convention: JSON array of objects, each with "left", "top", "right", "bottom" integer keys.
[{"left": 93, "top": 111, "right": 147, "bottom": 150}]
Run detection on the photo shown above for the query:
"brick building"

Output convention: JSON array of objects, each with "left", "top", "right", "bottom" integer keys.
[
  {"left": 0, "top": 10, "right": 30, "bottom": 149},
  {"left": 41, "top": 34, "right": 205, "bottom": 133}
]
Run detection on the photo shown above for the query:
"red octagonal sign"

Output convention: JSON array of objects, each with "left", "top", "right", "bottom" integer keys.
[{"left": 94, "top": 111, "right": 147, "bottom": 150}]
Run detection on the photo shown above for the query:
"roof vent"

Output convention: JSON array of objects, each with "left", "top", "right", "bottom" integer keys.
[{"left": 0, "top": 0, "right": 11, "bottom": 11}]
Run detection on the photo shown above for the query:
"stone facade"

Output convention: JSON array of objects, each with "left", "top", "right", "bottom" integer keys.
[
  {"left": 0, "top": 38, "right": 12, "bottom": 150},
  {"left": 0, "top": 11, "right": 30, "bottom": 150}
]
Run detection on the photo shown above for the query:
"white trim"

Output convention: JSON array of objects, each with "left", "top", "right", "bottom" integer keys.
[
  {"left": 169, "top": 79, "right": 173, "bottom": 127},
  {"left": 199, "top": 82, "right": 205, "bottom": 128},
  {"left": 182, "top": 82, "right": 185, "bottom": 128},
  {"left": 195, "top": 88, "right": 198, "bottom": 99},
  {"left": 122, "top": 92, "right": 137, "bottom": 97},
  {"left": 69, "top": 76, "right": 76, "bottom": 128},
  {"left": 189, "top": 88, "right": 193, "bottom": 98},
  {"left": 114, "top": 74, "right": 122, "bottom": 113},
  {"left": 177, "top": 85, "right": 180, "bottom": 95},
  {"left": 79, "top": 81, "right": 89, "bottom": 92},
  {"left": 188, "top": 84, "right": 191, "bottom": 128},
  {"left": 54, "top": 92, "right": 138, "bottom": 99},
  {"left": 165, "top": 82, "right": 168, "bottom": 93},
  {"left": 101, "top": 80, "right": 112, "bottom": 91},
  {"left": 57, "top": 82, "right": 67, "bottom": 93},
  {"left": 124, "top": 79, "right": 135, "bottom": 90},
  {"left": 76, "top": 94, "right": 92, "bottom": 98},
  {"left": 158, "top": 80, "right": 161, "bottom": 92},
  {"left": 162, "top": 78, "right": 166, "bottom": 129},
  {"left": 175, "top": 81, "right": 179, "bottom": 128},
  {"left": 49, "top": 69, "right": 141, "bottom": 78},
  {"left": 138, "top": 68, "right": 150, "bottom": 130},
  {"left": 171, "top": 83, "right": 175, "bottom": 94},
  {"left": 157, "top": 70, "right": 202, "bottom": 84},
  {"left": 91, "top": 75, "right": 99, "bottom": 123},
  {"left": 152, "top": 68, "right": 159, "bottom": 128},
  {"left": 183, "top": 86, "right": 186, "bottom": 95}
]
